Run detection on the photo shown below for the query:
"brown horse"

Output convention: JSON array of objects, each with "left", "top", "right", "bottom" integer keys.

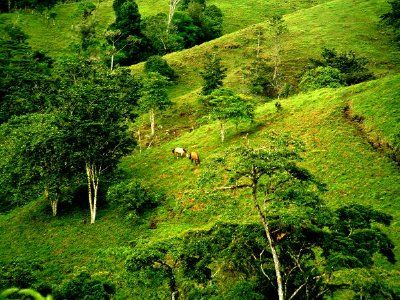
[{"left": 187, "top": 152, "right": 200, "bottom": 165}]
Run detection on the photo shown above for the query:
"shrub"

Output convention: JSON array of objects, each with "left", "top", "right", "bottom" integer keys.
[
  {"left": 144, "top": 56, "right": 178, "bottom": 81},
  {"left": 0, "top": 260, "right": 43, "bottom": 290},
  {"left": 308, "top": 47, "right": 374, "bottom": 85},
  {"left": 107, "top": 180, "right": 162, "bottom": 219},
  {"left": 299, "top": 66, "right": 344, "bottom": 91},
  {"left": 55, "top": 272, "right": 115, "bottom": 300}
]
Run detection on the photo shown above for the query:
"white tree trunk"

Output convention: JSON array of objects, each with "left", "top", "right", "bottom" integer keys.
[
  {"left": 51, "top": 200, "right": 58, "bottom": 217},
  {"left": 86, "top": 163, "right": 100, "bottom": 224},
  {"left": 252, "top": 175, "right": 284, "bottom": 300},
  {"left": 167, "top": 0, "right": 182, "bottom": 32},
  {"left": 150, "top": 109, "right": 156, "bottom": 136},
  {"left": 220, "top": 122, "right": 225, "bottom": 142},
  {"left": 110, "top": 53, "right": 114, "bottom": 71}
]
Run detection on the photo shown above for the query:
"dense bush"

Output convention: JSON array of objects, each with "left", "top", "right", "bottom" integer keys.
[
  {"left": 107, "top": 180, "right": 162, "bottom": 219},
  {"left": 381, "top": 0, "right": 400, "bottom": 45},
  {"left": 307, "top": 47, "right": 374, "bottom": 86},
  {"left": 299, "top": 66, "right": 344, "bottom": 91},
  {"left": 0, "top": 260, "right": 43, "bottom": 290},
  {"left": 54, "top": 272, "right": 115, "bottom": 300},
  {"left": 144, "top": 55, "right": 177, "bottom": 81}
]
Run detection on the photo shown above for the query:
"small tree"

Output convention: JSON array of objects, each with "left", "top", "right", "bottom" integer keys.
[
  {"left": 109, "top": 0, "right": 147, "bottom": 65},
  {"left": 200, "top": 89, "right": 254, "bottom": 142},
  {"left": 105, "top": 29, "right": 140, "bottom": 70},
  {"left": 217, "top": 134, "right": 395, "bottom": 299},
  {"left": 139, "top": 72, "right": 172, "bottom": 136},
  {"left": 299, "top": 66, "right": 344, "bottom": 91},
  {"left": 144, "top": 55, "right": 177, "bottom": 81},
  {"left": 307, "top": 47, "right": 374, "bottom": 85},
  {"left": 381, "top": 0, "right": 400, "bottom": 45},
  {"left": 142, "top": 13, "right": 184, "bottom": 54},
  {"left": 200, "top": 53, "right": 227, "bottom": 95},
  {"left": 57, "top": 62, "right": 136, "bottom": 223},
  {"left": 126, "top": 239, "right": 182, "bottom": 299},
  {"left": 268, "top": 15, "right": 288, "bottom": 91}
]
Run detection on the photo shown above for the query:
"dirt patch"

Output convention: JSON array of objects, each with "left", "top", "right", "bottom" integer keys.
[{"left": 342, "top": 103, "right": 399, "bottom": 166}]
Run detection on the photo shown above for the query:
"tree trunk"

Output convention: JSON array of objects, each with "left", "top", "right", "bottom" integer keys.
[
  {"left": 150, "top": 109, "right": 155, "bottom": 136},
  {"left": 8, "top": 0, "right": 11, "bottom": 12},
  {"left": 220, "top": 122, "right": 225, "bottom": 142},
  {"left": 110, "top": 53, "right": 114, "bottom": 71},
  {"left": 167, "top": 0, "right": 181, "bottom": 33},
  {"left": 51, "top": 200, "right": 58, "bottom": 217},
  {"left": 251, "top": 171, "right": 284, "bottom": 300},
  {"left": 86, "top": 163, "right": 100, "bottom": 224}
]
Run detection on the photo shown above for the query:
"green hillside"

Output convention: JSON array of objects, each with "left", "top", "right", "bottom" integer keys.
[
  {"left": 0, "top": 0, "right": 330, "bottom": 57},
  {"left": 1, "top": 73, "right": 399, "bottom": 297},
  {"left": 0, "top": 0, "right": 399, "bottom": 298}
]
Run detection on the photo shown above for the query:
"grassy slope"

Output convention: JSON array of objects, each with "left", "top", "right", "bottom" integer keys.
[
  {"left": 0, "top": 78, "right": 399, "bottom": 297},
  {"left": 0, "top": 0, "right": 399, "bottom": 297},
  {"left": 132, "top": 0, "right": 400, "bottom": 145},
  {"left": 156, "top": 0, "right": 400, "bottom": 98},
  {"left": 0, "top": 0, "right": 330, "bottom": 57}
]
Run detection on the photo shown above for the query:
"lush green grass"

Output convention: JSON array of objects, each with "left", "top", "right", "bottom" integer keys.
[
  {"left": 0, "top": 0, "right": 330, "bottom": 57},
  {"left": 1, "top": 74, "right": 399, "bottom": 297},
  {"left": 153, "top": 0, "right": 400, "bottom": 99},
  {"left": 0, "top": 0, "right": 399, "bottom": 297},
  {"left": 349, "top": 75, "right": 400, "bottom": 145}
]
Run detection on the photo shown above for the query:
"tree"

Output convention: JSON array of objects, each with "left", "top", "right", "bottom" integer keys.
[
  {"left": 57, "top": 62, "right": 136, "bottom": 223},
  {"left": 307, "top": 47, "right": 374, "bottom": 85},
  {"left": 201, "top": 4, "right": 223, "bottom": 41},
  {"left": 200, "top": 89, "right": 254, "bottom": 142},
  {"left": 242, "top": 26, "right": 276, "bottom": 96},
  {"left": 168, "top": 0, "right": 183, "bottom": 33},
  {"left": 104, "top": 29, "right": 140, "bottom": 70},
  {"left": 0, "top": 26, "right": 55, "bottom": 124},
  {"left": 381, "top": 0, "right": 400, "bottom": 44},
  {"left": 200, "top": 53, "right": 227, "bottom": 95},
  {"left": 268, "top": 16, "right": 288, "bottom": 92},
  {"left": 109, "top": 0, "right": 148, "bottom": 65},
  {"left": 126, "top": 239, "right": 182, "bottom": 299},
  {"left": 299, "top": 66, "right": 344, "bottom": 91},
  {"left": 138, "top": 72, "right": 172, "bottom": 136},
  {"left": 142, "top": 13, "right": 184, "bottom": 54},
  {"left": 0, "top": 114, "right": 76, "bottom": 216},
  {"left": 144, "top": 55, "right": 177, "bottom": 81},
  {"left": 215, "top": 134, "right": 396, "bottom": 299}
]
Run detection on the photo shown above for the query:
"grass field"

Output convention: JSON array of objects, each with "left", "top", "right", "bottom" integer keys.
[
  {"left": 0, "top": 0, "right": 399, "bottom": 297},
  {"left": 0, "top": 0, "right": 330, "bottom": 57}
]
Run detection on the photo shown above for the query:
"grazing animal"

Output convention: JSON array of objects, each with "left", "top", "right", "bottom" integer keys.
[
  {"left": 187, "top": 152, "right": 200, "bottom": 165},
  {"left": 172, "top": 147, "right": 187, "bottom": 158}
]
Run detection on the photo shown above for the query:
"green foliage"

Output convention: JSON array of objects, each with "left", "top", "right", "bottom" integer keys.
[
  {"left": 55, "top": 272, "right": 115, "bottom": 300},
  {"left": 139, "top": 72, "right": 172, "bottom": 112},
  {"left": 109, "top": 0, "right": 148, "bottom": 65},
  {"left": 218, "top": 135, "right": 395, "bottom": 298},
  {"left": 144, "top": 55, "right": 177, "bottom": 81},
  {"left": 0, "top": 260, "right": 43, "bottom": 290},
  {"left": 381, "top": 0, "right": 400, "bottom": 44},
  {"left": 300, "top": 66, "right": 344, "bottom": 91},
  {"left": 0, "top": 288, "right": 53, "bottom": 300},
  {"left": 0, "top": 113, "right": 75, "bottom": 213},
  {"left": 243, "top": 58, "right": 275, "bottom": 96},
  {"left": 200, "top": 88, "right": 254, "bottom": 125},
  {"left": 107, "top": 180, "right": 162, "bottom": 218},
  {"left": 0, "top": 26, "right": 55, "bottom": 124},
  {"left": 77, "top": 2, "right": 96, "bottom": 20},
  {"left": 200, "top": 53, "right": 227, "bottom": 95},
  {"left": 142, "top": 13, "right": 184, "bottom": 54},
  {"left": 308, "top": 47, "right": 374, "bottom": 85}
]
